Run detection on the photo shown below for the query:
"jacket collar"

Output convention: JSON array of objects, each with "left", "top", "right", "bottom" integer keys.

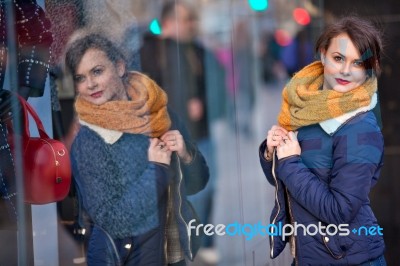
[{"left": 319, "top": 93, "right": 378, "bottom": 135}]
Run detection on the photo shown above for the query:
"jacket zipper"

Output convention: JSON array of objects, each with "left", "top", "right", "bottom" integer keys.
[
  {"left": 285, "top": 188, "right": 298, "bottom": 266},
  {"left": 164, "top": 186, "right": 171, "bottom": 263},
  {"left": 270, "top": 149, "right": 281, "bottom": 258},
  {"left": 272, "top": 144, "right": 298, "bottom": 265},
  {"left": 322, "top": 234, "right": 345, "bottom": 259},
  {"left": 176, "top": 155, "right": 193, "bottom": 260}
]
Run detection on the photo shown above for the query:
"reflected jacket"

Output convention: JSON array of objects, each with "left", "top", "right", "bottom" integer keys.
[
  {"left": 71, "top": 111, "right": 209, "bottom": 263},
  {"left": 259, "top": 111, "right": 385, "bottom": 265}
]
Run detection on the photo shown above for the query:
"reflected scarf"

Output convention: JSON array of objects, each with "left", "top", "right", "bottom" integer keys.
[
  {"left": 278, "top": 61, "right": 377, "bottom": 131},
  {"left": 75, "top": 71, "right": 171, "bottom": 137}
]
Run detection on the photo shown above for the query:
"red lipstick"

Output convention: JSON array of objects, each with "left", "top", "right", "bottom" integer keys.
[
  {"left": 90, "top": 91, "right": 103, "bottom": 98},
  {"left": 336, "top": 78, "right": 350, "bottom": 85}
]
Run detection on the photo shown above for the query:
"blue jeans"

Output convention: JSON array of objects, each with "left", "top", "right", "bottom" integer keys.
[{"left": 87, "top": 226, "right": 164, "bottom": 266}]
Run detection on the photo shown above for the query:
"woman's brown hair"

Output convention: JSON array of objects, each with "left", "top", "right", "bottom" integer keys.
[{"left": 315, "top": 16, "right": 383, "bottom": 76}]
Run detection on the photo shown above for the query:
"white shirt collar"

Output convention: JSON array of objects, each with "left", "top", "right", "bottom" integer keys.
[
  {"left": 319, "top": 93, "right": 378, "bottom": 135},
  {"left": 79, "top": 120, "right": 123, "bottom": 144}
]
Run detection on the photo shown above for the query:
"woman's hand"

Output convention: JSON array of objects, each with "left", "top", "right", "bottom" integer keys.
[
  {"left": 276, "top": 131, "right": 301, "bottom": 160},
  {"left": 265, "top": 125, "right": 289, "bottom": 160},
  {"left": 161, "top": 130, "right": 192, "bottom": 163},
  {"left": 148, "top": 138, "right": 172, "bottom": 165}
]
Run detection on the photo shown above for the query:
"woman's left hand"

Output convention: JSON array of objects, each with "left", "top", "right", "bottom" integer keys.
[
  {"left": 161, "top": 130, "right": 192, "bottom": 163},
  {"left": 276, "top": 131, "right": 301, "bottom": 160}
]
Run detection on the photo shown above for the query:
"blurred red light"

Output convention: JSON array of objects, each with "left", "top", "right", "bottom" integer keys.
[
  {"left": 274, "top": 29, "right": 292, "bottom": 46},
  {"left": 293, "top": 8, "right": 311, "bottom": 26}
]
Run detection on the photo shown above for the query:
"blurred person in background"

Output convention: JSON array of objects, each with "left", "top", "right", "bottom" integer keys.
[
  {"left": 140, "top": 0, "right": 225, "bottom": 263},
  {"left": 227, "top": 20, "right": 255, "bottom": 139},
  {"left": 259, "top": 16, "right": 386, "bottom": 265}
]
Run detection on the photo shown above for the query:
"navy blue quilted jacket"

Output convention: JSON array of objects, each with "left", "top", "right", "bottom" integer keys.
[{"left": 259, "top": 111, "right": 385, "bottom": 265}]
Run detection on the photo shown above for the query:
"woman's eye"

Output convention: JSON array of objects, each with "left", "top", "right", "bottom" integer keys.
[
  {"left": 333, "top": 56, "right": 343, "bottom": 62},
  {"left": 353, "top": 61, "right": 364, "bottom": 67},
  {"left": 74, "top": 75, "right": 84, "bottom": 83},
  {"left": 93, "top": 68, "right": 103, "bottom": 75}
]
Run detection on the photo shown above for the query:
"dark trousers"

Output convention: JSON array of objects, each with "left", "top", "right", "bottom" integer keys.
[
  {"left": 169, "top": 260, "right": 186, "bottom": 266},
  {"left": 86, "top": 225, "right": 164, "bottom": 266}
]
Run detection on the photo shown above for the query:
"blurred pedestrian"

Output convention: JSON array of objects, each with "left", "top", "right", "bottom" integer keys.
[{"left": 140, "top": 1, "right": 224, "bottom": 262}]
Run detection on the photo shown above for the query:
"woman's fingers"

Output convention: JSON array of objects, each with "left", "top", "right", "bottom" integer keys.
[
  {"left": 163, "top": 131, "right": 184, "bottom": 151},
  {"left": 149, "top": 138, "right": 159, "bottom": 148},
  {"left": 267, "top": 125, "right": 288, "bottom": 147},
  {"left": 271, "top": 125, "right": 289, "bottom": 135},
  {"left": 148, "top": 138, "right": 171, "bottom": 165},
  {"left": 159, "top": 130, "right": 191, "bottom": 162},
  {"left": 276, "top": 131, "right": 301, "bottom": 159},
  {"left": 161, "top": 130, "right": 183, "bottom": 151},
  {"left": 288, "top": 131, "right": 298, "bottom": 141}
]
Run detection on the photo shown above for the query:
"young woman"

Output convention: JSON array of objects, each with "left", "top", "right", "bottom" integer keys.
[
  {"left": 66, "top": 33, "right": 209, "bottom": 266},
  {"left": 259, "top": 17, "right": 386, "bottom": 265}
]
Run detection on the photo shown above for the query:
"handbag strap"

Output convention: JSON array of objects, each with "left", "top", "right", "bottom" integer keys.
[{"left": 16, "top": 95, "right": 49, "bottom": 139}]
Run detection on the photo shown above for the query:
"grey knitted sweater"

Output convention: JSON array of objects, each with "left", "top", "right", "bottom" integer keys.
[{"left": 71, "top": 127, "right": 172, "bottom": 239}]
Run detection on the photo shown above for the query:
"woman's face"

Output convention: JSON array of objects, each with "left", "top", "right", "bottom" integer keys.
[
  {"left": 74, "top": 48, "right": 127, "bottom": 105},
  {"left": 322, "top": 33, "right": 367, "bottom": 93}
]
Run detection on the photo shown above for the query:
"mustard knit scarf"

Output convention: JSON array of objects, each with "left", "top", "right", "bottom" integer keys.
[
  {"left": 75, "top": 71, "right": 171, "bottom": 138},
  {"left": 278, "top": 61, "right": 377, "bottom": 131}
]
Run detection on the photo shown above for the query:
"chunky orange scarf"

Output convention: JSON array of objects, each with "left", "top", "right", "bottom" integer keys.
[
  {"left": 75, "top": 71, "right": 171, "bottom": 137},
  {"left": 278, "top": 61, "right": 377, "bottom": 131}
]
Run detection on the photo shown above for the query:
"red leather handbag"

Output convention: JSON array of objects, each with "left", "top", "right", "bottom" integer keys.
[{"left": 8, "top": 96, "right": 71, "bottom": 204}]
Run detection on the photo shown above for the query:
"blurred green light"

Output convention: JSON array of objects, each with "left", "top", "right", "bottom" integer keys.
[
  {"left": 149, "top": 19, "right": 162, "bottom": 35},
  {"left": 248, "top": 0, "right": 268, "bottom": 11}
]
